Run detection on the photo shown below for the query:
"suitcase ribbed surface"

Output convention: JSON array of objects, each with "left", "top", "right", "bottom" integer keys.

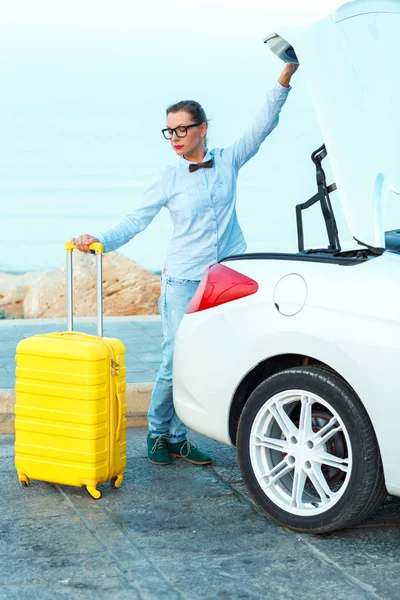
[{"left": 15, "top": 332, "right": 127, "bottom": 496}]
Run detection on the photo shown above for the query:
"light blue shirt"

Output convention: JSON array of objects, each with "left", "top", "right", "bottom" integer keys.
[{"left": 96, "top": 81, "right": 291, "bottom": 280}]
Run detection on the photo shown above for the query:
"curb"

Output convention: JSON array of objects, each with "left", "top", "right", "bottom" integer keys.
[{"left": 0, "top": 383, "right": 154, "bottom": 434}]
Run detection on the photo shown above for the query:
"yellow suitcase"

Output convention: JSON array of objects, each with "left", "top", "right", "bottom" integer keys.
[{"left": 15, "top": 242, "right": 126, "bottom": 499}]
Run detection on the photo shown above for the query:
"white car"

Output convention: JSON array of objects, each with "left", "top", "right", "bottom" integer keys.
[{"left": 173, "top": 0, "right": 400, "bottom": 534}]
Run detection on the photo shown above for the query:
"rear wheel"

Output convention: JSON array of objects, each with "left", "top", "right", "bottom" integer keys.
[
  {"left": 86, "top": 486, "right": 102, "bottom": 500},
  {"left": 237, "top": 366, "right": 386, "bottom": 533},
  {"left": 18, "top": 475, "right": 30, "bottom": 488}
]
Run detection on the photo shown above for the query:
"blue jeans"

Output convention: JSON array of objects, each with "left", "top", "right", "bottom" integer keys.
[{"left": 147, "top": 274, "right": 200, "bottom": 442}]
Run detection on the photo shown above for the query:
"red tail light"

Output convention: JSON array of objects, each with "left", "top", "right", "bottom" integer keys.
[{"left": 186, "top": 263, "right": 258, "bottom": 314}]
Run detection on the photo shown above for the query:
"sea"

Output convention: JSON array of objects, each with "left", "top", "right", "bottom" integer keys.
[{"left": 1, "top": 172, "right": 336, "bottom": 276}]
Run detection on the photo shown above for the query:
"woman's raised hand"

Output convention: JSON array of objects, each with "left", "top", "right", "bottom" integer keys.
[
  {"left": 278, "top": 63, "right": 299, "bottom": 88},
  {"left": 70, "top": 234, "right": 100, "bottom": 253},
  {"left": 286, "top": 63, "right": 299, "bottom": 75}
]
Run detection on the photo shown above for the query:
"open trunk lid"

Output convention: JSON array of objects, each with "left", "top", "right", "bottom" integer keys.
[{"left": 265, "top": 0, "right": 400, "bottom": 250}]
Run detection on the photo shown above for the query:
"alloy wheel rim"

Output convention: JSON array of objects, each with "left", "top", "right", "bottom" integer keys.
[{"left": 249, "top": 389, "right": 352, "bottom": 517}]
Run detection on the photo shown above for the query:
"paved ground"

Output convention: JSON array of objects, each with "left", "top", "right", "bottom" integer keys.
[
  {"left": 0, "top": 317, "right": 163, "bottom": 388},
  {"left": 2, "top": 427, "right": 400, "bottom": 599},
  {"left": 3, "top": 317, "right": 400, "bottom": 598}
]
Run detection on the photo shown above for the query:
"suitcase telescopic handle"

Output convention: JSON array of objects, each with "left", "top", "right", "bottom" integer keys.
[{"left": 65, "top": 241, "right": 104, "bottom": 337}]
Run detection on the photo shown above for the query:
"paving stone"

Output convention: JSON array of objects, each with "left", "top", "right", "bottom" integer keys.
[
  {"left": 62, "top": 458, "right": 233, "bottom": 509},
  {"left": 0, "top": 457, "right": 16, "bottom": 471},
  {"left": 124, "top": 364, "right": 153, "bottom": 374},
  {"left": 0, "top": 577, "right": 143, "bottom": 600},
  {"left": 0, "top": 358, "right": 16, "bottom": 369},
  {"left": 69, "top": 326, "right": 98, "bottom": 335},
  {"left": 4, "top": 367, "right": 15, "bottom": 379},
  {"left": 0, "top": 516, "right": 102, "bottom": 558},
  {"left": 139, "top": 361, "right": 161, "bottom": 372},
  {"left": 120, "top": 566, "right": 184, "bottom": 600},
  {"left": 0, "top": 350, "right": 16, "bottom": 360},
  {"left": 125, "top": 356, "right": 153, "bottom": 365},
  {"left": 104, "top": 495, "right": 290, "bottom": 561},
  {"left": 104, "top": 321, "right": 144, "bottom": 330},
  {"left": 231, "top": 482, "right": 259, "bottom": 508},
  {"left": 125, "top": 356, "right": 153, "bottom": 366},
  {"left": 0, "top": 434, "right": 14, "bottom": 457},
  {"left": 123, "top": 333, "right": 161, "bottom": 342},
  {"left": 0, "top": 552, "right": 121, "bottom": 585},
  {"left": 124, "top": 355, "right": 150, "bottom": 363},
  {"left": 50, "top": 504, "right": 147, "bottom": 566},
  {"left": 0, "top": 376, "right": 14, "bottom": 388},
  {"left": 304, "top": 525, "right": 400, "bottom": 567},
  {"left": 0, "top": 340, "right": 17, "bottom": 349},
  {"left": 143, "top": 553, "right": 370, "bottom": 600},
  {"left": 125, "top": 427, "right": 148, "bottom": 458},
  {"left": 0, "top": 473, "right": 73, "bottom": 519},
  {"left": 2, "top": 423, "right": 400, "bottom": 597},
  {"left": 0, "top": 331, "right": 24, "bottom": 341},
  {"left": 16, "top": 325, "right": 66, "bottom": 335},
  {"left": 0, "top": 339, "right": 18, "bottom": 346},
  {"left": 123, "top": 340, "right": 161, "bottom": 352},
  {"left": 131, "top": 352, "right": 163, "bottom": 363},
  {"left": 210, "top": 464, "right": 242, "bottom": 484},
  {"left": 136, "top": 322, "right": 162, "bottom": 333},
  {"left": 0, "top": 326, "right": 20, "bottom": 333},
  {"left": 110, "top": 330, "right": 152, "bottom": 340},
  {"left": 0, "top": 367, "right": 10, "bottom": 379},
  {"left": 110, "top": 493, "right": 260, "bottom": 532},
  {"left": 126, "top": 372, "right": 156, "bottom": 383},
  {"left": 343, "top": 563, "right": 400, "bottom": 598}
]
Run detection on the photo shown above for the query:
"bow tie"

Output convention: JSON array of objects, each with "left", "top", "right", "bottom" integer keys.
[{"left": 189, "top": 159, "right": 213, "bottom": 173}]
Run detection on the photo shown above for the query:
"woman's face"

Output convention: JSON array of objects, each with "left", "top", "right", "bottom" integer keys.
[{"left": 166, "top": 110, "right": 207, "bottom": 158}]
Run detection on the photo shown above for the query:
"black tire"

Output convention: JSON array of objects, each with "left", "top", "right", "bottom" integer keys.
[
  {"left": 21, "top": 481, "right": 28, "bottom": 488},
  {"left": 110, "top": 477, "right": 118, "bottom": 489},
  {"left": 237, "top": 366, "right": 386, "bottom": 534}
]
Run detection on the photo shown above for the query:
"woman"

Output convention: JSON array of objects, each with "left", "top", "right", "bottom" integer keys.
[{"left": 71, "top": 62, "right": 298, "bottom": 467}]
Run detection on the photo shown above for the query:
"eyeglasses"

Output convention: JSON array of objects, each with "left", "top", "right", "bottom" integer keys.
[{"left": 161, "top": 123, "right": 202, "bottom": 140}]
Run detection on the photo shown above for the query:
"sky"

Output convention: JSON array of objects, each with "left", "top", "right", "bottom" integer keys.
[
  {"left": 0, "top": 0, "right": 367, "bottom": 273},
  {"left": 0, "top": 0, "right": 344, "bottom": 29}
]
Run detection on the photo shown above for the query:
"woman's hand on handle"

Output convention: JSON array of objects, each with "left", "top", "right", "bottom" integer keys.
[
  {"left": 278, "top": 63, "right": 299, "bottom": 88},
  {"left": 70, "top": 234, "right": 100, "bottom": 253}
]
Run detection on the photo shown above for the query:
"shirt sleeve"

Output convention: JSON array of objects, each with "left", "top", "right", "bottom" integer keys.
[
  {"left": 224, "top": 81, "right": 291, "bottom": 171},
  {"left": 94, "top": 174, "right": 168, "bottom": 253}
]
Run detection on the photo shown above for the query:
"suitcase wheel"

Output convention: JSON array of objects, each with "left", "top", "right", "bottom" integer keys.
[
  {"left": 19, "top": 475, "right": 30, "bottom": 488},
  {"left": 86, "top": 486, "right": 102, "bottom": 500},
  {"left": 110, "top": 474, "right": 123, "bottom": 489}
]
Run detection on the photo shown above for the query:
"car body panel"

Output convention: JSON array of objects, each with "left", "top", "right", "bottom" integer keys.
[{"left": 174, "top": 252, "right": 400, "bottom": 493}]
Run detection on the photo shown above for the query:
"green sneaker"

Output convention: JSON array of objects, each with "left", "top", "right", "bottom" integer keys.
[
  {"left": 167, "top": 439, "right": 212, "bottom": 465},
  {"left": 147, "top": 434, "right": 172, "bottom": 465}
]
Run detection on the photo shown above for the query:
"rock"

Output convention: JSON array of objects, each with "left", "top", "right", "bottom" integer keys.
[
  {"left": 1, "top": 252, "right": 160, "bottom": 318},
  {"left": 0, "top": 271, "right": 42, "bottom": 316}
]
